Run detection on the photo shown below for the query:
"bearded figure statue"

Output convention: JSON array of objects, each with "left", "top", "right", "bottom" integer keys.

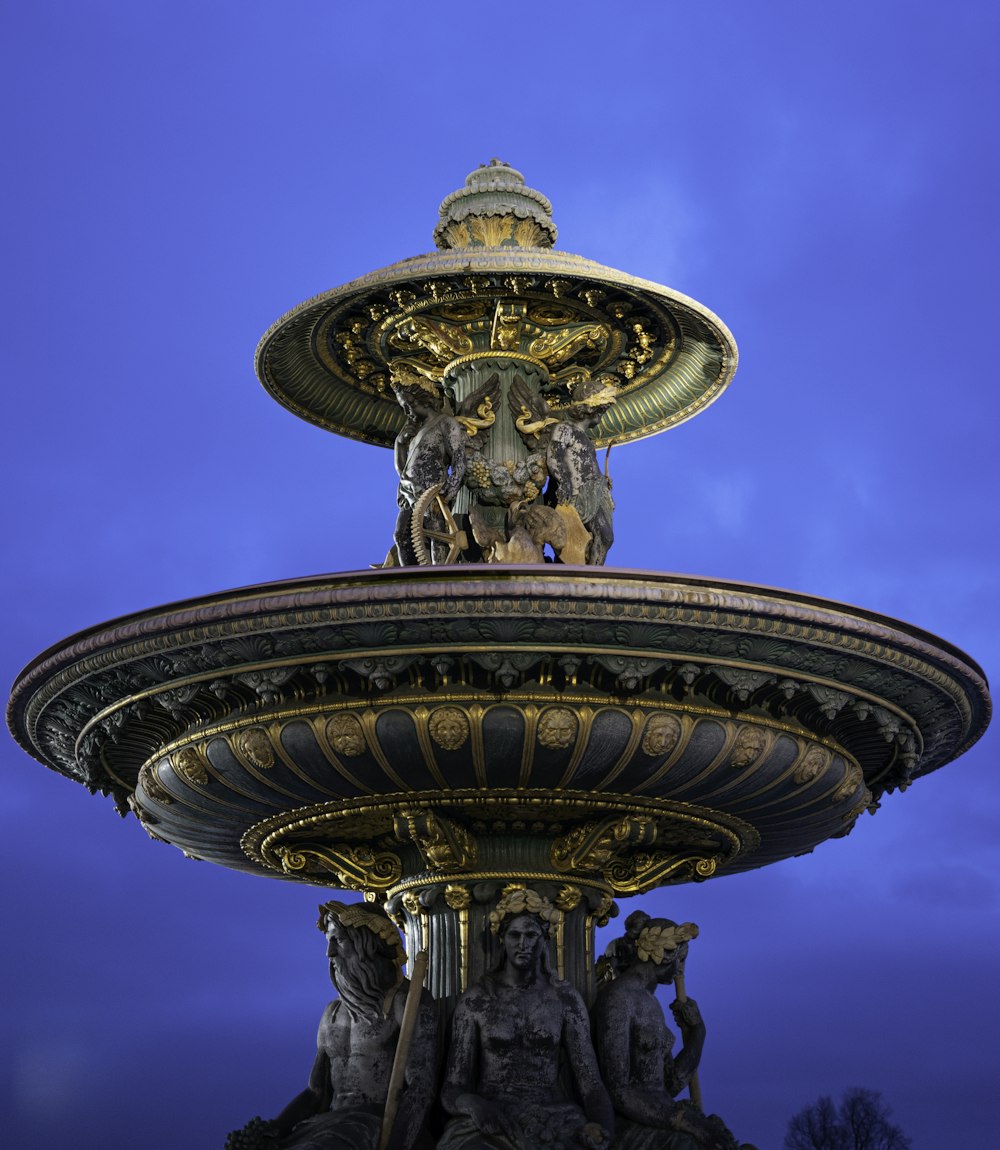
[{"left": 226, "top": 901, "right": 438, "bottom": 1150}]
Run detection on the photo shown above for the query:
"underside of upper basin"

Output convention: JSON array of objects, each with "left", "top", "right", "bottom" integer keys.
[{"left": 8, "top": 568, "right": 989, "bottom": 893}]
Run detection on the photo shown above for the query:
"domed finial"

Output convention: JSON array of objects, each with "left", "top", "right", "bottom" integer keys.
[{"left": 434, "top": 161, "right": 557, "bottom": 251}]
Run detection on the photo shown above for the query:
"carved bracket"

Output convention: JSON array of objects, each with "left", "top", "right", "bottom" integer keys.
[
  {"left": 394, "top": 808, "right": 478, "bottom": 872},
  {"left": 274, "top": 842, "right": 402, "bottom": 891},
  {"left": 604, "top": 851, "right": 719, "bottom": 893},
  {"left": 551, "top": 814, "right": 657, "bottom": 873}
]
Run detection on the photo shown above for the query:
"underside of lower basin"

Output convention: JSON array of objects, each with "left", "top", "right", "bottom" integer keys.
[{"left": 8, "top": 567, "right": 989, "bottom": 899}]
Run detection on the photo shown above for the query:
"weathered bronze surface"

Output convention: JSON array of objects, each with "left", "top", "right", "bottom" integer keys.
[
  {"left": 225, "top": 901, "right": 436, "bottom": 1150},
  {"left": 438, "top": 887, "right": 614, "bottom": 1149},
  {"left": 594, "top": 911, "right": 752, "bottom": 1148}
]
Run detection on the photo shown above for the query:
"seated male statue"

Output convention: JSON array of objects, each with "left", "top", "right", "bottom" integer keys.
[
  {"left": 226, "top": 900, "right": 437, "bottom": 1150},
  {"left": 592, "top": 911, "right": 753, "bottom": 1150},
  {"left": 438, "top": 885, "right": 614, "bottom": 1150}
]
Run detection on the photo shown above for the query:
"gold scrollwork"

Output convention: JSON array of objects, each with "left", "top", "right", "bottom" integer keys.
[
  {"left": 392, "top": 315, "right": 473, "bottom": 362},
  {"left": 275, "top": 841, "right": 401, "bottom": 891},
  {"left": 551, "top": 814, "right": 657, "bottom": 873},
  {"left": 604, "top": 850, "right": 719, "bottom": 894},
  {"left": 529, "top": 323, "right": 609, "bottom": 368}
]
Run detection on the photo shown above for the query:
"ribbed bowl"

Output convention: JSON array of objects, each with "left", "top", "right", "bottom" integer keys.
[{"left": 8, "top": 567, "right": 989, "bottom": 892}]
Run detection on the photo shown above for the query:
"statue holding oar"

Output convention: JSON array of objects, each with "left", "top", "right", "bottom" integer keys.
[
  {"left": 593, "top": 911, "right": 755, "bottom": 1150},
  {"left": 225, "top": 901, "right": 437, "bottom": 1150}
]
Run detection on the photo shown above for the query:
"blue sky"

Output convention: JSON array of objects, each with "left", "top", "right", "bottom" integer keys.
[{"left": 3, "top": 3, "right": 998, "bottom": 1147}]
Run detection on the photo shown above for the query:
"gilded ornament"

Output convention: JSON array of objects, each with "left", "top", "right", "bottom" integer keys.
[
  {"left": 172, "top": 747, "right": 209, "bottom": 785},
  {"left": 454, "top": 395, "right": 496, "bottom": 437},
  {"left": 469, "top": 215, "right": 513, "bottom": 247},
  {"left": 537, "top": 708, "right": 578, "bottom": 750},
  {"left": 393, "top": 315, "right": 473, "bottom": 362},
  {"left": 490, "top": 302, "right": 523, "bottom": 352},
  {"left": 441, "top": 220, "right": 470, "bottom": 248},
  {"left": 394, "top": 808, "right": 477, "bottom": 871},
  {"left": 641, "top": 713, "right": 681, "bottom": 757},
  {"left": 428, "top": 706, "right": 469, "bottom": 751},
  {"left": 629, "top": 320, "right": 655, "bottom": 363},
  {"left": 605, "top": 850, "right": 718, "bottom": 893},
  {"left": 528, "top": 323, "right": 609, "bottom": 368},
  {"left": 552, "top": 815, "right": 657, "bottom": 874},
  {"left": 731, "top": 725, "right": 767, "bottom": 769},
  {"left": 402, "top": 891, "right": 421, "bottom": 915},
  {"left": 488, "top": 885, "right": 559, "bottom": 934},
  {"left": 514, "top": 218, "right": 547, "bottom": 247},
  {"left": 834, "top": 763, "right": 865, "bottom": 802},
  {"left": 236, "top": 727, "right": 274, "bottom": 770},
  {"left": 139, "top": 763, "right": 174, "bottom": 804},
  {"left": 592, "top": 892, "right": 616, "bottom": 927},
  {"left": 326, "top": 713, "right": 366, "bottom": 757},
  {"left": 794, "top": 746, "right": 830, "bottom": 784},
  {"left": 277, "top": 842, "right": 401, "bottom": 891},
  {"left": 554, "top": 884, "right": 582, "bottom": 912},
  {"left": 444, "top": 883, "right": 472, "bottom": 910},
  {"left": 635, "top": 921, "right": 698, "bottom": 964}
]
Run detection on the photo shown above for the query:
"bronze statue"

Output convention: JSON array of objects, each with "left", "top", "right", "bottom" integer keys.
[
  {"left": 438, "top": 886, "right": 614, "bottom": 1149},
  {"left": 593, "top": 911, "right": 751, "bottom": 1150},
  {"left": 390, "top": 368, "right": 469, "bottom": 566},
  {"left": 226, "top": 901, "right": 437, "bottom": 1150},
  {"left": 389, "top": 367, "right": 499, "bottom": 565},
  {"left": 509, "top": 374, "right": 617, "bottom": 565}
]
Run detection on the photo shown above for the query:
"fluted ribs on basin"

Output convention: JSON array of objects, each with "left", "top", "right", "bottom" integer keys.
[{"left": 8, "top": 567, "right": 989, "bottom": 892}]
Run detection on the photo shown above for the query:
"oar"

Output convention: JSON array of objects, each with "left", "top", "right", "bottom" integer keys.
[
  {"left": 673, "top": 947, "right": 703, "bottom": 1111},
  {"left": 378, "top": 949, "right": 429, "bottom": 1150}
]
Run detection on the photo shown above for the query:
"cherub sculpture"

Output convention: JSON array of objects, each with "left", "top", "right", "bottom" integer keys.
[
  {"left": 592, "top": 911, "right": 753, "bottom": 1150},
  {"left": 438, "top": 885, "right": 614, "bottom": 1150},
  {"left": 225, "top": 901, "right": 437, "bottom": 1150}
]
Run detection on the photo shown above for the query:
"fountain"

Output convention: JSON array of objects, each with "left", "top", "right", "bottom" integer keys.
[{"left": 8, "top": 162, "right": 990, "bottom": 1147}]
